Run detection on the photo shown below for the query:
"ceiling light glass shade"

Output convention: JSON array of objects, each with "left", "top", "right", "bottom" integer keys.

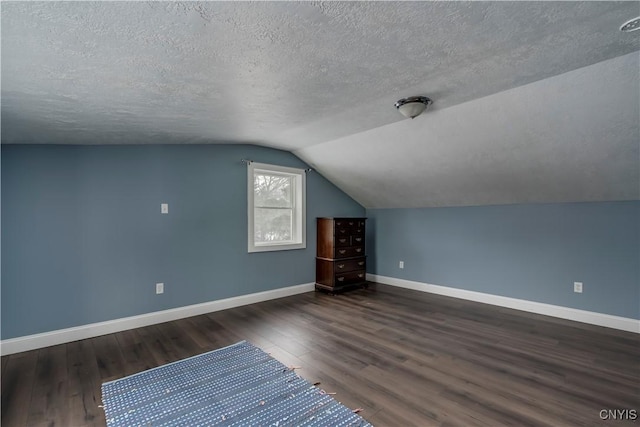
[
  {"left": 397, "top": 102, "right": 427, "bottom": 119},
  {"left": 620, "top": 16, "right": 640, "bottom": 32},
  {"left": 395, "top": 96, "right": 433, "bottom": 119}
]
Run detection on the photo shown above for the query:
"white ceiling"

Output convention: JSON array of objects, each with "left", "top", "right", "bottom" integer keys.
[{"left": 2, "top": 1, "right": 639, "bottom": 208}]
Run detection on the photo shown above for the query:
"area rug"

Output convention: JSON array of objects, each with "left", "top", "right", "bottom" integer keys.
[{"left": 101, "top": 340, "right": 372, "bottom": 426}]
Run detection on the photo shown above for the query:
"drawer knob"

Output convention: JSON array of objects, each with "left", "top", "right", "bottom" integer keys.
[
  {"left": 338, "top": 264, "right": 345, "bottom": 269},
  {"left": 338, "top": 250, "right": 346, "bottom": 254},
  {"left": 358, "top": 274, "right": 364, "bottom": 278},
  {"left": 339, "top": 239, "right": 347, "bottom": 243},
  {"left": 355, "top": 238, "right": 362, "bottom": 242},
  {"left": 338, "top": 277, "right": 345, "bottom": 282},
  {"left": 358, "top": 261, "right": 364, "bottom": 266},
  {"left": 356, "top": 248, "right": 362, "bottom": 253}
]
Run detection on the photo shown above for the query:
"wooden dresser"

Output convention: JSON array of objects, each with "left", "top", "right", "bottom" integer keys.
[{"left": 316, "top": 217, "right": 367, "bottom": 293}]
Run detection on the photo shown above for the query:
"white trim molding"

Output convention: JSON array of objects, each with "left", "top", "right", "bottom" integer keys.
[
  {"left": 367, "top": 274, "right": 639, "bottom": 334},
  {"left": 1, "top": 282, "right": 315, "bottom": 356}
]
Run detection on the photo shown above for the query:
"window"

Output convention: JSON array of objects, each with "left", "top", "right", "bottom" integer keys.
[{"left": 248, "top": 162, "right": 306, "bottom": 252}]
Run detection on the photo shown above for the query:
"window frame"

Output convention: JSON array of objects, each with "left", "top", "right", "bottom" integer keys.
[{"left": 247, "top": 162, "right": 306, "bottom": 253}]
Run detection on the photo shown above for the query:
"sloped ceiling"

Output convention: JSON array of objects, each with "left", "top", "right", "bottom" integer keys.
[
  {"left": 296, "top": 53, "right": 640, "bottom": 207},
  {"left": 2, "top": 2, "right": 639, "bottom": 208}
]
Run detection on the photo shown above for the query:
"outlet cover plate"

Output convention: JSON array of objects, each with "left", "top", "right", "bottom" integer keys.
[{"left": 574, "top": 282, "right": 583, "bottom": 293}]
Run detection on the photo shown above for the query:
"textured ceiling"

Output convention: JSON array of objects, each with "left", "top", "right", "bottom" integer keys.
[
  {"left": 2, "top": 1, "right": 639, "bottom": 207},
  {"left": 296, "top": 53, "right": 640, "bottom": 208}
]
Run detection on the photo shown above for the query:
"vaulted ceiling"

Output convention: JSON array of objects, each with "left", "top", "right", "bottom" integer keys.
[{"left": 2, "top": 2, "right": 639, "bottom": 207}]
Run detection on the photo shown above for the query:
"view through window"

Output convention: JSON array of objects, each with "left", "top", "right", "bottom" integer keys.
[{"left": 248, "top": 162, "right": 306, "bottom": 252}]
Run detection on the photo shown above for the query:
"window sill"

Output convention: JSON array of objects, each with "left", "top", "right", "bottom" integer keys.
[{"left": 248, "top": 242, "right": 306, "bottom": 253}]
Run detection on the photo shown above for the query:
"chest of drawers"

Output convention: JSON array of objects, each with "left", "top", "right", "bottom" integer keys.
[{"left": 316, "top": 217, "right": 367, "bottom": 292}]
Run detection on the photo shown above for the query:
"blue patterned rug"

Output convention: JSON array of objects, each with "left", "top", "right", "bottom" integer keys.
[{"left": 101, "top": 340, "right": 372, "bottom": 426}]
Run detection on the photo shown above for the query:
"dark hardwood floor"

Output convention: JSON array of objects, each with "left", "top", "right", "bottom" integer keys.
[{"left": 2, "top": 283, "right": 639, "bottom": 426}]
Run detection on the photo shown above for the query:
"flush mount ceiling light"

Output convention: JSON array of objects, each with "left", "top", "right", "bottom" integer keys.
[
  {"left": 394, "top": 96, "right": 433, "bottom": 119},
  {"left": 620, "top": 16, "right": 640, "bottom": 32}
]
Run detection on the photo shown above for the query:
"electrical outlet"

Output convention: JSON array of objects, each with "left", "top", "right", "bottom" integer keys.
[
  {"left": 574, "top": 282, "right": 583, "bottom": 293},
  {"left": 399, "top": 261, "right": 404, "bottom": 269},
  {"left": 156, "top": 282, "right": 164, "bottom": 294},
  {"left": 161, "top": 203, "right": 169, "bottom": 214}
]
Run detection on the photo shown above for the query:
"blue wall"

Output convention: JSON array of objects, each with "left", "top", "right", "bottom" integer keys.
[
  {"left": 1, "top": 144, "right": 364, "bottom": 339},
  {"left": 366, "top": 202, "right": 639, "bottom": 319}
]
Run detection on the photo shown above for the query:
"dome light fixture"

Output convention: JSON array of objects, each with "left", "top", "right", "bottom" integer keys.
[
  {"left": 620, "top": 16, "right": 640, "bottom": 32},
  {"left": 395, "top": 96, "right": 433, "bottom": 119}
]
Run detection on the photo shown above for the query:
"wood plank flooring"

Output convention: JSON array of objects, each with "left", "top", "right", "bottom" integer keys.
[{"left": 2, "top": 283, "right": 639, "bottom": 426}]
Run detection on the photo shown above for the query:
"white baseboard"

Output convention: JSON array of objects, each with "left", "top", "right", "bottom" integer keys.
[
  {"left": 367, "top": 274, "right": 639, "bottom": 334},
  {"left": 1, "top": 282, "right": 315, "bottom": 356}
]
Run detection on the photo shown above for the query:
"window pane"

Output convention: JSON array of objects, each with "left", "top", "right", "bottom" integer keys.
[
  {"left": 254, "top": 173, "right": 292, "bottom": 208},
  {"left": 254, "top": 208, "right": 292, "bottom": 242},
  {"left": 248, "top": 162, "right": 305, "bottom": 253}
]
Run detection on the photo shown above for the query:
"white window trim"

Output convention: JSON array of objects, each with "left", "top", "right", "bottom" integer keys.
[{"left": 248, "top": 162, "right": 306, "bottom": 253}]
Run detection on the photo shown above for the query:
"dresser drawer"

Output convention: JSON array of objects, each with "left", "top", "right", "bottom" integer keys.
[
  {"left": 336, "top": 235, "right": 364, "bottom": 247},
  {"left": 335, "top": 270, "right": 366, "bottom": 286},
  {"left": 334, "top": 219, "right": 348, "bottom": 228},
  {"left": 351, "top": 235, "right": 365, "bottom": 246},
  {"left": 335, "top": 220, "right": 364, "bottom": 236},
  {"left": 335, "top": 227, "right": 351, "bottom": 237},
  {"left": 334, "top": 246, "right": 364, "bottom": 258},
  {"left": 335, "top": 236, "right": 350, "bottom": 247},
  {"left": 334, "top": 257, "right": 366, "bottom": 273},
  {"left": 345, "top": 219, "right": 358, "bottom": 227}
]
